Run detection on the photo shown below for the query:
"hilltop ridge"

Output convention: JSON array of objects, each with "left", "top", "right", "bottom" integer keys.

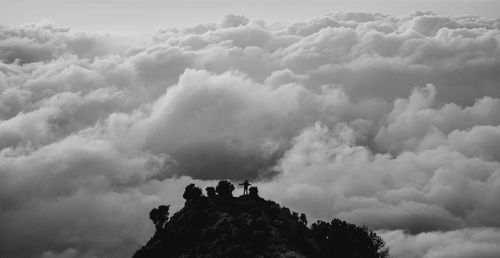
[{"left": 134, "top": 181, "right": 389, "bottom": 258}]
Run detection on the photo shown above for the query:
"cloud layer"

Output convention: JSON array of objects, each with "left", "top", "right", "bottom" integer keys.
[{"left": 1, "top": 12, "right": 500, "bottom": 257}]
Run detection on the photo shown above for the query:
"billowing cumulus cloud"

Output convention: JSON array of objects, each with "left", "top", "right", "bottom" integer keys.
[
  {"left": 1, "top": 11, "right": 500, "bottom": 257},
  {"left": 380, "top": 227, "right": 500, "bottom": 258},
  {"left": 260, "top": 120, "right": 500, "bottom": 232}
]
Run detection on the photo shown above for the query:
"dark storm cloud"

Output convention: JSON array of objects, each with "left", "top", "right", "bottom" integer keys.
[{"left": 1, "top": 11, "right": 500, "bottom": 257}]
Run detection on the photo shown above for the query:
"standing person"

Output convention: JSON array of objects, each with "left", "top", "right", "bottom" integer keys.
[{"left": 239, "top": 180, "right": 251, "bottom": 195}]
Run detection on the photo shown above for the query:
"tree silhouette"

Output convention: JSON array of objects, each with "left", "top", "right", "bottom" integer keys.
[
  {"left": 249, "top": 186, "right": 259, "bottom": 198},
  {"left": 311, "top": 219, "right": 389, "bottom": 258},
  {"left": 149, "top": 205, "right": 170, "bottom": 231},
  {"left": 183, "top": 183, "right": 202, "bottom": 203},
  {"left": 206, "top": 186, "right": 216, "bottom": 199},
  {"left": 216, "top": 180, "right": 235, "bottom": 198}
]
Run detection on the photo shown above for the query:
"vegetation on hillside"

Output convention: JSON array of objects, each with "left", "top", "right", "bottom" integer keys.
[{"left": 134, "top": 180, "right": 389, "bottom": 258}]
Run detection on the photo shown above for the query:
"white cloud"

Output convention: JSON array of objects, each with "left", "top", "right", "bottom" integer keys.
[{"left": 260, "top": 122, "right": 500, "bottom": 233}]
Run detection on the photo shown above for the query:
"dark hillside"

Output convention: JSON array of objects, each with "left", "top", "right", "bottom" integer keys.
[{"left": 134, "top": 181, "right": 389, "bottom": 258}]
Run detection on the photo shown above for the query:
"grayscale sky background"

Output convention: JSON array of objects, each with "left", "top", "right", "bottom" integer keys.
[{"left": 1, "top": 0, "right": 500, "bottom": 33}]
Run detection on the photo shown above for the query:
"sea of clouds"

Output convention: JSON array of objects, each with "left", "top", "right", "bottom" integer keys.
[{"left": 1, "top": 11, "right": 500, "bottom": 258}]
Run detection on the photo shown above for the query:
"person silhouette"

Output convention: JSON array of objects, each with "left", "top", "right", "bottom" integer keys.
[{"left": 239, "top": 180, "right": 251, "bottom": 195}]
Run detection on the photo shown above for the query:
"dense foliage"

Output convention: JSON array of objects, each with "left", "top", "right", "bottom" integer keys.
[{"left": 134, "top": 181, "right": 389, "bottom": 258}]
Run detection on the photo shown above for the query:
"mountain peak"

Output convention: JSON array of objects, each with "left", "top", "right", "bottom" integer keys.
[{"left": 134, "top": 181, "right": 389, "bottom": 258}]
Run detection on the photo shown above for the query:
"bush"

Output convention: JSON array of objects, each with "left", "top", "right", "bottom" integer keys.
[
  {"left": 216, "top": 180, "right": 235, "bottom": 199},
  {"left": 183, "top": 183, "right": 202, "bottom": 202},
  {"left": 149, "top": 205, "right": 170, "bottom": 231},
  {"left": 206, "top": 186, "right": 216, "bottom": 199},
  {"left": 311, "top": 219, "right": 389, "bottom": 258},
  {"left": 249, "top": 186, "right": 259, "bottom": 198}
]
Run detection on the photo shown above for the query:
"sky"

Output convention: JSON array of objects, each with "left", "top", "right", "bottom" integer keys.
[
  {"left": 1, "top": 0, "right": 500, "bottom": 33},
  {"left": 1, "top": 1, "right": 500, "bottom": 258}
]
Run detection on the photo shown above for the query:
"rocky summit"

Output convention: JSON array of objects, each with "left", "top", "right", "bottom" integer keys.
[{"left": 134, "top": 181, "right": 389, "bottom": 258}]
